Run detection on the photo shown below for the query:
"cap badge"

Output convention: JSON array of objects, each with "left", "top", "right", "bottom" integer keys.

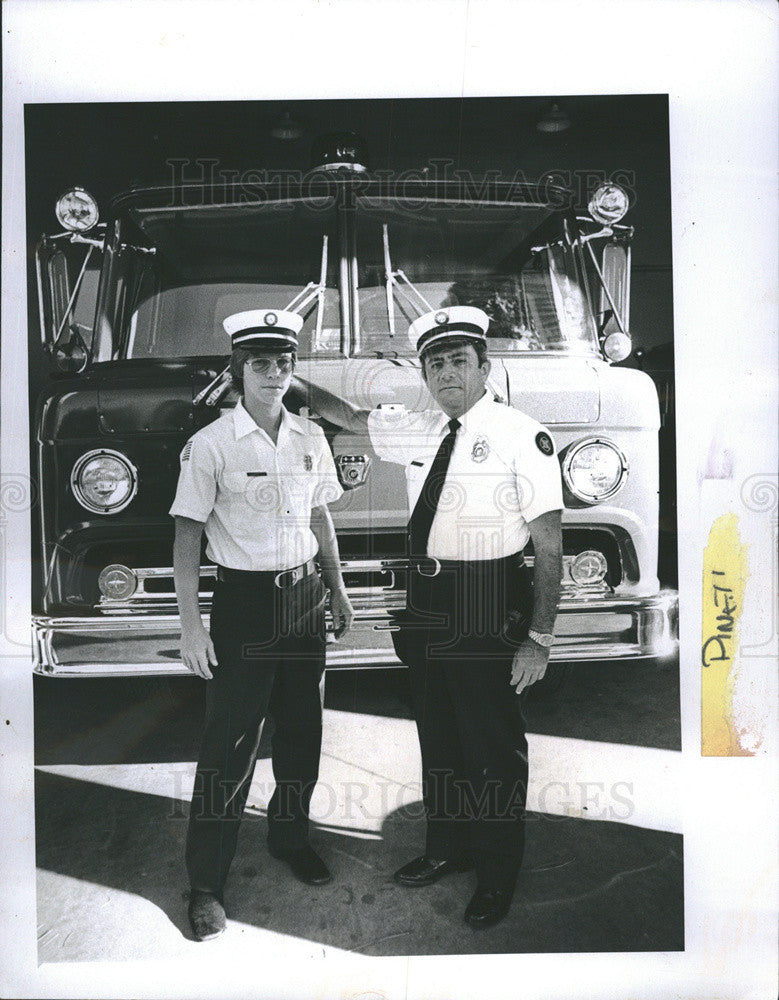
[
  {"left": 264, "top": 312, "right": 278, "bottom": 326},
  {"left": 535, "top": 431, "right": 554, "bottom": 455},
  {"left": 435, "top": 311, "right": 449, "bottom": 325},
  {"left": 471, "top": 436, "right": 490, "bottom": 463}
]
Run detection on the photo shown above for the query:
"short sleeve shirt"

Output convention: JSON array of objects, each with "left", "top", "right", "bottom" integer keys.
[
  {"left": 169, "top": 400, "right": 343, "bottom": 571},
  {"left": 367, "top": 392, "right": 563, "bottom": 560}
]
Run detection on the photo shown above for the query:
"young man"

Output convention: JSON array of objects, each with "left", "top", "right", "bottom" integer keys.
[
  {"left": 293, "top": 305, "right": 563, "bottom": 928},
  {"left": 170, "top": 308, "right": 354, "bottom": 941}
]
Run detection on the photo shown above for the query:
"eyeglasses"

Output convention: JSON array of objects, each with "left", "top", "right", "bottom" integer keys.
[{"left": 246, "top": 356, "right": 295, "bottom": 375}]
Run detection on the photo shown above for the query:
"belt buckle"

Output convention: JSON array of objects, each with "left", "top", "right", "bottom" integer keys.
[
  {"left": 274, "top": 566, "right": 300, "bottom": 589},
  {"left": 416, "top": 557, "right": 441, "bottom": 578}
]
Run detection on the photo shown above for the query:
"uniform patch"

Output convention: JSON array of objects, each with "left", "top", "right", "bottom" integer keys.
[
  {"left": 180, "top": 441, "right": 193, "bottom": 463},
  {"left": 471, "top": 435, "right": 490, "bottom": 462},
  {"left": 303, "top": 454, "right": 313, "bottom": 471},
  {"left": 535, "top": 431, "right": 554, "bottom": 456}
]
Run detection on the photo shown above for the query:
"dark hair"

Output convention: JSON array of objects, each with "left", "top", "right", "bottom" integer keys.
[
  {"left": 229, "top": 345, "right": 297, "bottom": 394},
  {"left": 421, "top": 336, "right": 488, "bottom": 376}
]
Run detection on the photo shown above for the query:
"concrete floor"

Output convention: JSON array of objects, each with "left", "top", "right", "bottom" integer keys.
[{"left": 34, "top": 661, "right": 683, "bottom": 961}]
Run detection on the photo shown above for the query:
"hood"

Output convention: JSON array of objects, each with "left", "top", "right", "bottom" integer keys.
[{"left": 295, "top": 355, "right": 602, "bottom": 425}]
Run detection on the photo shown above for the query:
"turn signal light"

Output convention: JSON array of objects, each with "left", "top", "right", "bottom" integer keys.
[{"left": 98, "top": 564, "right": 138, "bottom": 601}]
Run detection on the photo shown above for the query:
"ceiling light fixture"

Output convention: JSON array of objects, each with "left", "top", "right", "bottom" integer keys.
[
  {"left": 270, "top": 111, "right": 304, "bottom": 141},
  {"left": 536, "top": 100, "right": 571, "bottom": 134}
]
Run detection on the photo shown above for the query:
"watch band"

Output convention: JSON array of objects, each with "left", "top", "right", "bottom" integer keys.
[{"left": 528, "top": 628, "right": 554, "bottom": 648}]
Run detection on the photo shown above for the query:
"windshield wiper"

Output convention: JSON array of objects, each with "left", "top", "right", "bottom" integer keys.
[
  {"left": 383, "top": 224, "right": 434, "bottom": 339},
  {"left": 284, "top": 233, "right": 329, "bottom": 343}
]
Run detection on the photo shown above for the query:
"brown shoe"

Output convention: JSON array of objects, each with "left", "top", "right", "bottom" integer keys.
[{"left": 188, "top": 890, "right": 226, "bottom": 941}]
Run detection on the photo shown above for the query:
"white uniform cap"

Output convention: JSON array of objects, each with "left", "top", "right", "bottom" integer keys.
[
  {"left": 223, "top": 309, "right": 303, "bottom": 350},
  {"left": 408, "top": 305, "right": 490, "bottom": 355}
]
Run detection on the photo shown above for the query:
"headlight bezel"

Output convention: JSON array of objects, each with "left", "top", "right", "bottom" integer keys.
[
  {"left": 70, "top": 448, "right": 139, "bottom": 515},
  {"left": 562, "top": 437, "right": 629, "bottom": 504}
]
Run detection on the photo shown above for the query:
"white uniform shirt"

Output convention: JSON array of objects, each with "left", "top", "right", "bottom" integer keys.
[
  {"left": 169, "top": 400, "right": 343, "bottom": 571},
  {"left": 368, "top": 392, "right": 563, "bottom": 561}
]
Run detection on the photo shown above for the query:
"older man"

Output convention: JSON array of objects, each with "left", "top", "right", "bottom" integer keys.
[
  {"left": 171, "top": 308, "right": 354, "bottom": 940},
  {"left": 294, "top": 305, "right": 563, "bottom": 928}
]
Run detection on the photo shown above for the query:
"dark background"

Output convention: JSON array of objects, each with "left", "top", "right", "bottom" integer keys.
[
  {"left": 28, "top": 98, "right": 682, "bottom": 957},
  {"left": 24, "top": 95, "right": 676, "bottom": 581},
  {"left": 25, "top": 94, "right": 674, "bottom": 354}
]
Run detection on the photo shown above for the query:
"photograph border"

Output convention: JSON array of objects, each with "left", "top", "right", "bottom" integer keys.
[{"left": 2, "top": 2, "right": 776, "bottom": 998}]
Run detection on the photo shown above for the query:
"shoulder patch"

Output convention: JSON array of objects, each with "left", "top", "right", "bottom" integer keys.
[
  {"left": 180, "top": 441, "right": 193, "bottom": 463},
  {"left": 535, "top": 431, "right": 554, "bottom": 456}
]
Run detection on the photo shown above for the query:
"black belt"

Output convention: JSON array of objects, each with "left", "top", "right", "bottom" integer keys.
[
  {"left": 216, "top": 558, "right": 317, "bottom": 589},
  {"left": 410, "top": 552, "right": 525, "bottom": 578}
]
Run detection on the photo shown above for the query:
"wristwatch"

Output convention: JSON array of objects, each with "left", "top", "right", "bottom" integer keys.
[{"left": 528, "top": 629, "right": 554, "bottom": 648}]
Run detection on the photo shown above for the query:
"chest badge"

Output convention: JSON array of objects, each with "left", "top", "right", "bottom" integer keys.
[
  {"left": 535, "top": 431, "right": 554, "bottom": 456},
  {"left": 471, "top": 436, "right": 490, "bottom": 463},
  {"left": 303, "top": 454, "right": 313, "bottom": 471}
]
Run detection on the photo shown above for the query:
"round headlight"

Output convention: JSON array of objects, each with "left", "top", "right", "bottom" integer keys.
[
  {"left": 588, "top": 183, "right": 629, "bottom": 226},
  {"left": 71, "top": 449, "right": 138, "bottom": 514},
  {"left": 55, "top": 187, "right": 100, "bottom": 232},
  {"left": 563, "top": 438, "right": 628, "bottom": 503}
]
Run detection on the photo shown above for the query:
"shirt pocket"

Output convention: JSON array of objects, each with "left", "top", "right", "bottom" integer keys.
[
  {"left": 221, "top": 471, "right": 281, "bottom": 514},
  {"left": 405, "top": 458, "right": 429, "bottom": 507}
]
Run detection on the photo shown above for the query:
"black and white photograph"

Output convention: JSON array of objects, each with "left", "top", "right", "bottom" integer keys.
[
  {"left": 1, "top": 2, "right": 776, "bottom": 999},
  {"left": 25, "top": 93, "right": 684, "bottom": 960}
]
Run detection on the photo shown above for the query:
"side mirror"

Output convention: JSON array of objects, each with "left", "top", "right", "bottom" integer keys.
[{"left": 35, "top": 241, "right": 99, "bottom": 367}]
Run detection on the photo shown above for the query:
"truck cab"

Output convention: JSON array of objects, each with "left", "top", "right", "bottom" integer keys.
[{"left": 32, "top": 142, "right": 677, "bottom": 675}]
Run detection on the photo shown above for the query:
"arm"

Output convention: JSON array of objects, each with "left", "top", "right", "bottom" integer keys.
[
  {"left": 291, "top": 374, "right": 371, "bottom": 434},
  {"left": 511, "top": 508, "right": 563, "bottom": 694},
  {"left": 310, "top": 504, "right": 355, "bottom": 639},
  {"left": 173, "top": 515, "right": 217, "bottom": 679}
]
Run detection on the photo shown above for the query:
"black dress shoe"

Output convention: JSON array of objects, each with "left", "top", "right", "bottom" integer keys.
[
  {"left": 188, "top": 890, "right": 226, "bottom": 941},
  {"left": 464, "top": 886, "right": 513, "bottom": 928},
  {"left": 393, "top": 855, "right": 475, "bottom": 887},
  {"left": 268, "top": 844, "right": 332, "bottom": 885}
]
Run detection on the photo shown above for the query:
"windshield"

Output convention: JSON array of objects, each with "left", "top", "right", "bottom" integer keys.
[
  {"left": 96, "top": 190, "right": 598, "bottom": 361},
  {"left": 354, "top": 198, "right": 598, "bottom": 357},
  {"left": 98, "top": 201, "right": 343, "bottom": 361}
]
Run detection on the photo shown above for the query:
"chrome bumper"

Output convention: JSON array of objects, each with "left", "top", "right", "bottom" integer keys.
[{"left": 32, "top": 590, "right": 678, "bottom": 678}]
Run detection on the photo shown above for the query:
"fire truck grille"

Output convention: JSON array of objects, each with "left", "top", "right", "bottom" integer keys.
[{"left": 87, "top": 528, "right": 627, "bottom": 615}]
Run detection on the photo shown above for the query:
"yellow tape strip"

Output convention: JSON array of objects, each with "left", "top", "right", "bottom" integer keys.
[{"left": 701, "top": 512, "right": 751, "bottom": 756}]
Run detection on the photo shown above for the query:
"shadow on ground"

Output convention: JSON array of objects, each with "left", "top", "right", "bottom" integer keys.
[
  {"left": 33, "top": 656, "right": 681, "bottom": 771},
  {"left": 35, "top": 769, "right": 683, "bottom": 960}
]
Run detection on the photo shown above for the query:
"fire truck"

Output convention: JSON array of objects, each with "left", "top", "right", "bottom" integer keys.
[{"left": 31, "top": 136, "right": 678, "bottom": 676}]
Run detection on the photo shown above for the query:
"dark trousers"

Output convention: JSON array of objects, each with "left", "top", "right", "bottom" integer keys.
[
  {"left": 403, "top": 556, "right": 532, "bottom": 890},
  {"left": 185, "top": 570, "right": 327, "bottom": 897}
]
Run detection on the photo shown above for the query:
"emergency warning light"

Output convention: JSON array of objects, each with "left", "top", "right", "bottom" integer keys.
[
  {"left": 55, "top": 187, "right": 100, "bottom": 232},
  {"left": 588, "top": 183, "right": 629, "bottom": 226}
]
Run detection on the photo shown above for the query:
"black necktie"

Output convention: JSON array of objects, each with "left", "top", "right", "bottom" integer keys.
[{"left": 408, "top": 418, "right": 461, "bottom": 557}]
